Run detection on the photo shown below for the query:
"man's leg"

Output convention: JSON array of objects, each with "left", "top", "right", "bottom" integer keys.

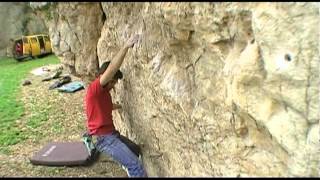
[
  {"left": 95, "top": 134, "right": 147, "bottom": 177},
  {"left": 112, "top": 130, "right": 142, "bottom": 158},
  {"left": 119, "top": 135, "right": 142, "bottom": 157}
]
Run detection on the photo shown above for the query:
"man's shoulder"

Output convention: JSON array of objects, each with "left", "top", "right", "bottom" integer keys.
[
  {"left": 87, "top": 77, "right": 107, "bottom": 96},
  {"left": 88, "top": 77, "right": 100, "bottom": 88}
]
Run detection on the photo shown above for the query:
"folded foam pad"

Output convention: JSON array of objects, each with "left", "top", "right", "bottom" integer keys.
[
  {"left": 57, "top": 81, "right": 84, "bottom": 93},
  {"left": 30, "top": 142, "right": 93, "bottom": 166}
]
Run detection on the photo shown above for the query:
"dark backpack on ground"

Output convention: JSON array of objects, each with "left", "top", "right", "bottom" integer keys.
[{"left": 49, "top": 76, "right": 71, "bottom": 90}]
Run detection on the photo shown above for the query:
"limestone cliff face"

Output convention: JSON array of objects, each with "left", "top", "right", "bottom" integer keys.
[
  {"left": 0, "top": 2, "right": 47, "bottom": 57},
  {"left": 30, "top": 2, "right": 104, "bottom": 79},
  {"left": 32, "top": 2, "right": 319, "bottom": 177}
]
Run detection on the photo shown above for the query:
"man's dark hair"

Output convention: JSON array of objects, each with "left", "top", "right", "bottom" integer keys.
[{"left": 98, "top": 61, "right": 123, "bottom": 80}]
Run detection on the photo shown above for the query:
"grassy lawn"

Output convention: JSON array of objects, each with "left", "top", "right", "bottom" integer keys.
[{"left": 0, "top": 55, "right": 59, "bottom": 153}]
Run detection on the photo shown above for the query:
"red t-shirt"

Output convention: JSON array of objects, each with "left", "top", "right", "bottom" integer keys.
[{"left": 85, "top": 77, "right": 115, "bottom": 135}]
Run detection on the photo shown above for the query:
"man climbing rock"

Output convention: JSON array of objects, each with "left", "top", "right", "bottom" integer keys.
[{"left": 84, "top": 34, "right": 147, "bottom": 177}]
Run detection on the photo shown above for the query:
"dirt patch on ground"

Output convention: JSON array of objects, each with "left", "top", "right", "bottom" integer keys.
[{"left": 0, "top": 64, "right": 127, "bottom": 177}]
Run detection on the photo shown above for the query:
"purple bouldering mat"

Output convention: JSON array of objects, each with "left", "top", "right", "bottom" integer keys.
[{"left": 29, "top": 141, "right": 96, "bottom": 166}]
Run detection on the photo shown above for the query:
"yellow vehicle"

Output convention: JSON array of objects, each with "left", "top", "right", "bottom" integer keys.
[{"left": 13, "top": 34, "right": 52, "bottom": 61}]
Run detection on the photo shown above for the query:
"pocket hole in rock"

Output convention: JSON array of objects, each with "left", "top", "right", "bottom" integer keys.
[{"left": 284, "top": 54, "right": 291, "bottom": 62}]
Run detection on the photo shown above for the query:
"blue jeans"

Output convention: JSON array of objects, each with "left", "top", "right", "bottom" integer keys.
[{"left": 95, "top": 131, "right": 147, "bottom": 177}]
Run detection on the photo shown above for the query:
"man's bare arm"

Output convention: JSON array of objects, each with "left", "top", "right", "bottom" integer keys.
[{"left": 100, "top": 34, "right": 139, "bottom": 87}]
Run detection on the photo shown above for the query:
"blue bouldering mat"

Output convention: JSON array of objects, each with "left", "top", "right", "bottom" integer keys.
[{"left": 57, "top": 81, "right": 84, "bottom": 93}]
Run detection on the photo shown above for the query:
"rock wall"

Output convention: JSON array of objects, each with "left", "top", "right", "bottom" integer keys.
[
  {"left": 30, "top": 2, "right": 104, "bottom": 80},
  {"left": 32, "top": 2, "right": 319, "bottom": 177},
  {"left": 0, "top": 2, "right": 47, "bottom": 57}
]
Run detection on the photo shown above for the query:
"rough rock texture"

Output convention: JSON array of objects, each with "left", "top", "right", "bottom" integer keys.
[
  {"left": 32, "top": 2, "right": 319, "bottom": 177},
  {"left": 30, "top": 2, "right": 104, "bottom": 80},
  {"left": 0, "top": 2, "right": 47, "bottom": 57}
]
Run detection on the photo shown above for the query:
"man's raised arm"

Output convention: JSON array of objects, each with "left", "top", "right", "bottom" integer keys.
[{"left": 100, "top": 34, "right": 139, "bottom": 86}]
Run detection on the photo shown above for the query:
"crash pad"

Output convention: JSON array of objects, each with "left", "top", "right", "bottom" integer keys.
[
  {"left": 29, "top": 141, "right": 97, "bottom": 166},
  {"left": 57, "top": 81, "right": 84, "bottom": 93}
]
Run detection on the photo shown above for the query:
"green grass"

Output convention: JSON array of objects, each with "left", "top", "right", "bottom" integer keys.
[{"left": 0, "top": 55, "right": 59, "bottom": 153}]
